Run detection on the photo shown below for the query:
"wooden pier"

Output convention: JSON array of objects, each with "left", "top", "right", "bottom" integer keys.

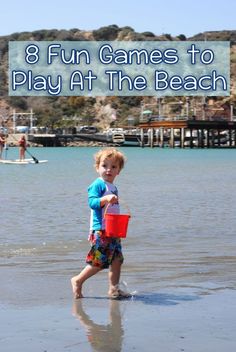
[{"left": 138, "top": 120, "right": 236, "bottom": 148}]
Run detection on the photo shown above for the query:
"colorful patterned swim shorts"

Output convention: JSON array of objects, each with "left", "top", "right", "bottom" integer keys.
[{"left": 86, "top": 230, "right": 124, "bottom": 269}]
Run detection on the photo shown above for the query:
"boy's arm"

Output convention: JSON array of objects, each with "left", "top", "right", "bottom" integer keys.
[
  {"left": 88, "top": 179, "right": 106, "bottom": 209},
  {"left": 88, "top": 179, "right": 118, "bottom": 209}
]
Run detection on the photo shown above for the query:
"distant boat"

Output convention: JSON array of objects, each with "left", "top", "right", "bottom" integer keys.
[{"left": 74, "top": 129, "right": 143, "bottom": 146}]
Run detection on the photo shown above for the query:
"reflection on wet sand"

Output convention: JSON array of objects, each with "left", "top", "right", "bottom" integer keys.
[{"left": 72, "top": 299, "right": 124, "bottom": 352}]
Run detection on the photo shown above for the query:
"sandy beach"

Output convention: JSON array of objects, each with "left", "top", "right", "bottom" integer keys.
[{"left": 1, "top": 284, "right": 236, "bottom": 352}]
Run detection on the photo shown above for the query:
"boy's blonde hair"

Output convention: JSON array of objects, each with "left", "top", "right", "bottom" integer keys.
[{"left": 94, "top": 148, "right": 126, "bottom": 170}]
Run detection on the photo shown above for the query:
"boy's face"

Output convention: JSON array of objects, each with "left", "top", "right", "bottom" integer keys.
[{"left": 96, "top": 156, "right": 120, "bottom": 183}]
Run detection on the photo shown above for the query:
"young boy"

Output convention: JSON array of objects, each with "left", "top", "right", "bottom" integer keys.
[{"left": 71, "top": 148, "right": 130, "bottom": 299}]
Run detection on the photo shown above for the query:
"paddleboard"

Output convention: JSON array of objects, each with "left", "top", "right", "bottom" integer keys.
[{"left": 0, "top": 159, "right": 48, "bottom": 165}]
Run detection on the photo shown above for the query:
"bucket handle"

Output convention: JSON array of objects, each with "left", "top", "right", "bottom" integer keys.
[{"left": 104, "top": 199, "right": 131, "bottom": 217}]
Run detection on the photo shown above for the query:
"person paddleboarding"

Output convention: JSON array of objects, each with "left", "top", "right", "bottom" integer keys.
[{"left": 18, "top": 135, "right": 27, "bottom": 161}]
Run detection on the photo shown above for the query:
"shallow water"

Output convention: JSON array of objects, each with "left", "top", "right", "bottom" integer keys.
[{"left": 1, "top": 147, "right": 236, "bottom": 305}]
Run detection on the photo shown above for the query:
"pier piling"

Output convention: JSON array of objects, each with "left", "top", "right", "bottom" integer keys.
[{"left": 138, "top": 120, "right": 236, "bottom": 148}]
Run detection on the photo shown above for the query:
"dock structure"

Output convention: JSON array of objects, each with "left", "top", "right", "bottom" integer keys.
[
  {"left": 138, "top": 120, "right": 236, "bottom": 148},
  {"left": 27, "top": 132, "right": 118, "bottom": 147},
  {"left": 26, "top": 120, "right": 236, "bottom": 148}
]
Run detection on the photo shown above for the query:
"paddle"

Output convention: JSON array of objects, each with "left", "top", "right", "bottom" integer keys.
[{"left": 24, "top": 148, "right": 39, "bottom": 163}]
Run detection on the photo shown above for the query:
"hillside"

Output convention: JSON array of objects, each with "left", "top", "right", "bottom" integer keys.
[{"left": 0, "top": 25, "right": 236, "bottom": 131}]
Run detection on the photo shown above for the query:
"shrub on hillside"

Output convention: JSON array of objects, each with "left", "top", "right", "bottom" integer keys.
[{"left": 93, "top": 25, "right": 120, "bottom": 40}]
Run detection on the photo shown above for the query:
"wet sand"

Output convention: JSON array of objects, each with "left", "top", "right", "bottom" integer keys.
[{"left": 1, "top": 287, "right": 235, "bottom": 352}]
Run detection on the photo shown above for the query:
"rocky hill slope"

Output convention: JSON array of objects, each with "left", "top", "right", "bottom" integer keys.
[{"left": 0, "top": 25, "right": 235, "bottom": 130}]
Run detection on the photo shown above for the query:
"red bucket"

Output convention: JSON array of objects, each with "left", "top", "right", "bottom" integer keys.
[{"left": 105, "top": 213, "right": 131, "bottom": 238}]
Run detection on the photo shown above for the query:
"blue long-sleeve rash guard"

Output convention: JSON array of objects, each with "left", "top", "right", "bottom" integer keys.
[{"left": 88, "top": 177, "right": 119, "bottom": 231}]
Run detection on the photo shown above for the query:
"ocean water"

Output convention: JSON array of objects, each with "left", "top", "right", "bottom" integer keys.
[{"left": 1, "top": 147, "right": 236, "bottom": 305}]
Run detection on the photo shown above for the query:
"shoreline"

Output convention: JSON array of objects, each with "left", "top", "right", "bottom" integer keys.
[{"left": 1, "top": 288, "right": 236, "bottom": 351}]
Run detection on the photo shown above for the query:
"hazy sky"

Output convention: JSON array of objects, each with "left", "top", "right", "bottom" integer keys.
[{"left": 0, "top": 0, "right": 235, "bottom": 37}]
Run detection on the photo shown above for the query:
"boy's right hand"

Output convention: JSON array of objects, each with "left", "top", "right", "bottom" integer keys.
[
  {"left": 106, "top": 194, "right": 118, "bottom": 204},
  {"left": 100, "top": 194, "right": 118, "bottom": 207}
]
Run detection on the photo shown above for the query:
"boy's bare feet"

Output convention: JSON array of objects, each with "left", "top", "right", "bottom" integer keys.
[
  {"left": 71, "top": 277, "right": 84, "bottom": 299},
  {"left": 108, "top": 287, "right": 132, "bottom": 300}
]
